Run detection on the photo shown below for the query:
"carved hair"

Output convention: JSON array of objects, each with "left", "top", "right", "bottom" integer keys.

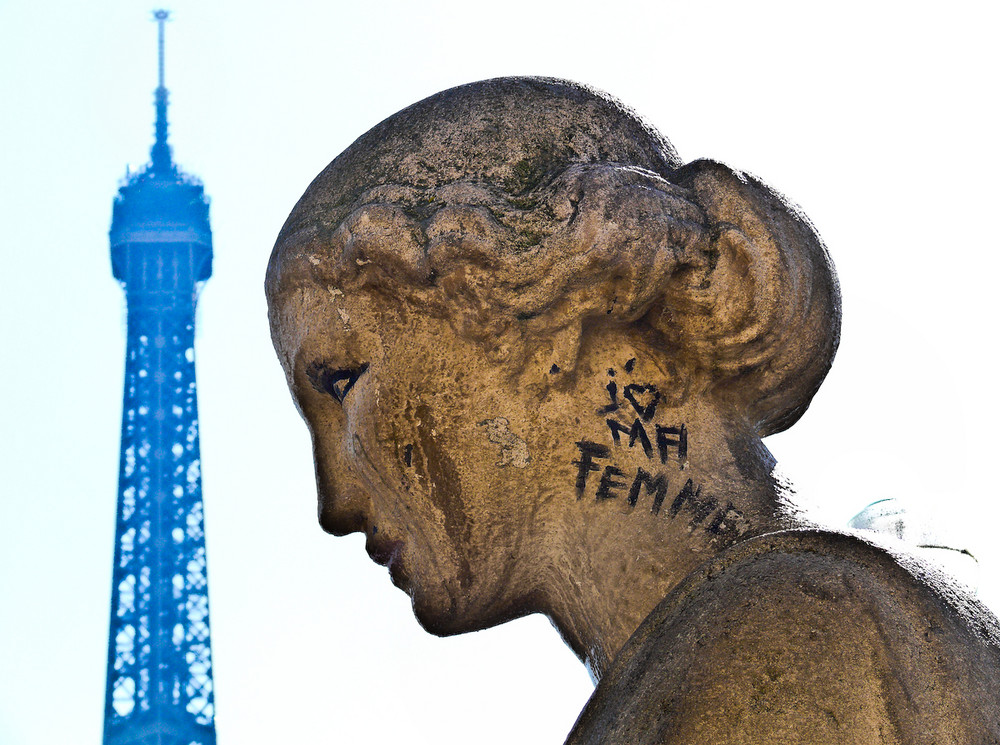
[{"left": 267, "top": 77, "right": 841, "bottom": 437}]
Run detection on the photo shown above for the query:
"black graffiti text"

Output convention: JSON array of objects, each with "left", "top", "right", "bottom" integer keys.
[
  {"left": 572, "top": 440, "right": 748, "bottom": 542},
  {"left": 607, "top": 419, "right": 687, "bottom": 465}
]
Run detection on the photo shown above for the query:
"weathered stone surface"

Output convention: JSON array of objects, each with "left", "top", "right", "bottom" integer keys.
[{"left": 266, "top": 77, "right": 1000, "bottom": 742}]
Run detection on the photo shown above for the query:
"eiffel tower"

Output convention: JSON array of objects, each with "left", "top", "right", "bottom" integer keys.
[{"left": 103, "top": 11, "right": 217, "bottom": 744}]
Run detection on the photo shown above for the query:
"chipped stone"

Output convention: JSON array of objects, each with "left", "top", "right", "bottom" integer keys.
[{"left": 477, "top": 417, "right": 530, "bottom": 468}]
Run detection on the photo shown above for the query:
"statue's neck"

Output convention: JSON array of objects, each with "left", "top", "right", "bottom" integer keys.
[{"left": 540, "top": 428, "right": 790, "bottom": 682}]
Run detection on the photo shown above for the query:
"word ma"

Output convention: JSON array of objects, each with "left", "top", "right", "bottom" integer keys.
[{"left": 607, "top": 419, "right": 687, "bottom": 465}]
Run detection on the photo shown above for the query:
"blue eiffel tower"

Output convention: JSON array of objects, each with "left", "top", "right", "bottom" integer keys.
[{"left": 103, "top": 11, "right": 217, "bottom": 744}]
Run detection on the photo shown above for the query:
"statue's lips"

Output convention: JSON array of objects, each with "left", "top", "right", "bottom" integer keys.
[
  {"left": 366, "top": 537, "right": 404, "bottom": 568},
  {"left": 366, "top": 537, "right": 410, "bottom": 591}
]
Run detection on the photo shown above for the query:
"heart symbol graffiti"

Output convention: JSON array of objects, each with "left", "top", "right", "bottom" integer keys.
[{"left": 623, "top": 383, "right": 660, "bottom": 421}]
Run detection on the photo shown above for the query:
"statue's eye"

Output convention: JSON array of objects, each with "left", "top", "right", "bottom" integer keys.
[{"left": 307, "top": 362, "right": 370, "bottom": 404}]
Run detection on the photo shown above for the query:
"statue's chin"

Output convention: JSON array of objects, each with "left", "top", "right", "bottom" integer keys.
[
  {"left": 406, "top": 578, "right": 489, "bottom": 638},
  {"left": 404, "top": 581, "right": 461, "bottom": 636},
  {"left": 412, "top": 607, "right": 462, "bottom": 637},
  {"left": 410, "top": 582, "right": 538, "bottom": 638}
]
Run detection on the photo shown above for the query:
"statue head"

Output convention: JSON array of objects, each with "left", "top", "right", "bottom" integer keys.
[{"left": 266, "top": 77, "right": 840, "bottom": 643}]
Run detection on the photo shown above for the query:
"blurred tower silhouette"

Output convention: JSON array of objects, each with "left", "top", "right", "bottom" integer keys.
[{"left": 103, "top": 11, "right": 217, "bottom": 745}]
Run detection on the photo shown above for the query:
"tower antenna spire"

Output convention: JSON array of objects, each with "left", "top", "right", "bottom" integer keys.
[{"left": 150, "top": 9, "right": 172, "bottom": 171}]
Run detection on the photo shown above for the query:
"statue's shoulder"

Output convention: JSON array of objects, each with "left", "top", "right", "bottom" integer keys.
[{"left": 566, "top": 529, "right": 1000, "bottom": 745}]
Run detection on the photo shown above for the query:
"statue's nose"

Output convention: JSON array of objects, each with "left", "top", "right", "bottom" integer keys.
[
  {"left": 315, "top": 474, "right": 367, "bottom": 536},
  {"left": 312, "top": 434, "right": 367, "bottom": 536}
]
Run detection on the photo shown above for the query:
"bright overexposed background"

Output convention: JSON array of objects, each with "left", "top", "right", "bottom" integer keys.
[{"left": 1, "top": 1, "right": 998, "bottom": 743}]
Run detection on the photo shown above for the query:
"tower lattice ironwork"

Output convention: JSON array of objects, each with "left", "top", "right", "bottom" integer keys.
[{"left": 103, "top": 10, "right": 217, "bottom": 745}]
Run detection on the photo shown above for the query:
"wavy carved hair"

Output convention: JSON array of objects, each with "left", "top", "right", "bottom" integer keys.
[{"left": 267, "top": 77, "right": 841, "bottom": 437}]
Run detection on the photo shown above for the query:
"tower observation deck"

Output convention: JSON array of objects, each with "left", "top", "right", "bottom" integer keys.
[{"left": 103, "top": 11, "right": 217, "bottom": 745}]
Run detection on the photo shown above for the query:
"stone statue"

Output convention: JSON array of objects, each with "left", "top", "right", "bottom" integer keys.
[{"left": 266, "top": 78, "right": 1000, "bottom": 743}]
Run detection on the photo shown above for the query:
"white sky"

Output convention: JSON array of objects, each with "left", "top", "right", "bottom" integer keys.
[{"left": 1, "top": 1, "right": 998, "bottom": 743}]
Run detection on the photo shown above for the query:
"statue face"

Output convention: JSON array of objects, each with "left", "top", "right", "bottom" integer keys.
[{"left": 271, "top": 278, "right": 550, "bottom": 634}]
